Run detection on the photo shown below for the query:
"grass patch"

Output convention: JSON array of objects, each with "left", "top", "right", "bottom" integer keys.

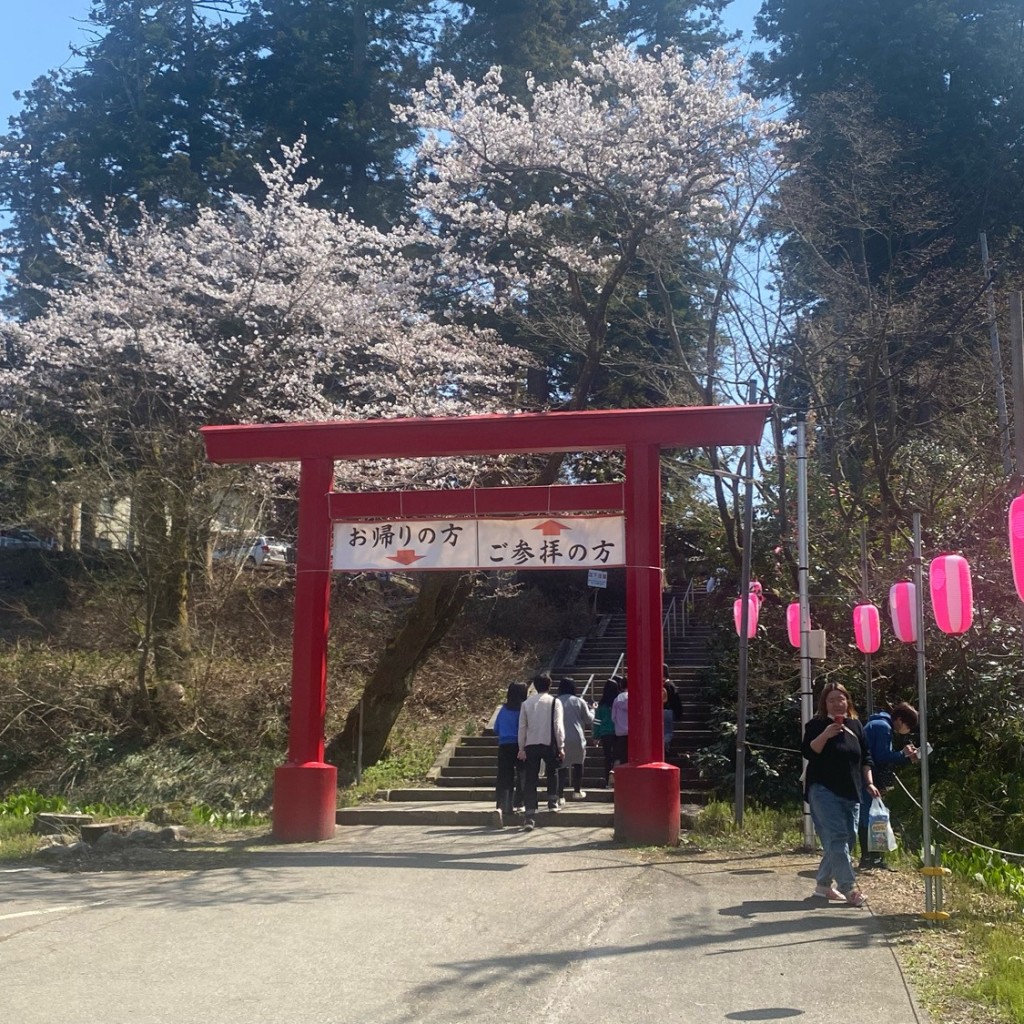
[
  {"left": 964, "top": 919, "right": 1024, "bottom": 1020},
  {"left": 337, "top": 728, "right": 453, "bottom": 807},
  {"left": 0, "top": 787, "right": 141, "bottom": 863},
  {"left": 690, "top": 800, "right": 803, "bottom": 850},
  {"left": 0, "top": 785, "right": 270, "bottom": 863},
  {"left": 0, "top": 814, "right": 38, "bottom": 861}
]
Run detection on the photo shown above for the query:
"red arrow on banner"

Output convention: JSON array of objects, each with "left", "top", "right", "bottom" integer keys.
[
  {"left": 387, "top": 549, "right": 426, "bottom": 566},
  {"left": 533, "top": 519, "right": 571, "bottom": 536}
]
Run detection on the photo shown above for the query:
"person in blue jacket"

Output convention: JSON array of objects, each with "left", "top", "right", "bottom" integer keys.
[
  {"left": 494, "top": 681, "right": 529, "bottom": 821},
  {"left": 858, "top": 701, "right": 919, "bottom": 871}
]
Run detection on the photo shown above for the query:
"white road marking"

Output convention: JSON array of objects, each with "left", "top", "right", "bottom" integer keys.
[{"left": 0, "top": 901, "right": 108, "bottom": 922}]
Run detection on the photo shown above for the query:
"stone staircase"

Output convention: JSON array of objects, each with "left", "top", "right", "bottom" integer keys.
[{"left": 336, "top": 586, "right": 718, "bottom": 828}]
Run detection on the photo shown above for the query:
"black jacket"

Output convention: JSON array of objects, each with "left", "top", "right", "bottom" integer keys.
[{"left": 802, "top": 717, "right": 873, "bottom": 801}]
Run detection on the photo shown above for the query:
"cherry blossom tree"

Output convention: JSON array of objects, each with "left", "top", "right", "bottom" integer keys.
[
  {"left": 1, "top": 142, "right": 522, "bottom": 715},
  {"left": 401, "top": 44, "right": 791, "bottom": 416},
  {"left": 326, "top": 45, "right": 793, "bottom": 768}
]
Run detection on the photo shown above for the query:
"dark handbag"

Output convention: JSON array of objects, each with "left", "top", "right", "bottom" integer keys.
[{"left": 550, "top": 696, "right": 564, "bottom": 764}]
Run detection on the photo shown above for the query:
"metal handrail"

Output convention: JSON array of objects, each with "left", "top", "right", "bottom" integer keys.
[
  {"left": 662, "top": 596, "right": 677, "bottom": 654},
  {"left": 662, "top": 578, "right": 695, "bottom": 654},
  {"left": 580, "top": 673, "right": 596, "bottom": 702}
]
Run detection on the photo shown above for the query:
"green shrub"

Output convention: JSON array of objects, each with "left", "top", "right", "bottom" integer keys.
[{"left": 943, "top": 847, "right": 1024, "bottom": 909}]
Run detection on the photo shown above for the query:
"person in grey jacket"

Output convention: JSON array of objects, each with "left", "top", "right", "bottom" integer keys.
[
  {"left": 556, "top": 677, "right": 595, "bottom": 802},
  {"left": 517, "top": 672, "right": 565, "bottom": 829}
]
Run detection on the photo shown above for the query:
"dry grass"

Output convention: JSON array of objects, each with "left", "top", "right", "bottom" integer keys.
[{"left": 0, "top": 570, "right": 582, "bottom": 808}]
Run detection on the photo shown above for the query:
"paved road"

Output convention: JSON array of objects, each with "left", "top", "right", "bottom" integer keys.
[{"left": 0, "top": 825, "right": 928, "bottom": 1024}]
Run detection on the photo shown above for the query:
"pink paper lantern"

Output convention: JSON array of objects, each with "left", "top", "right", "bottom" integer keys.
[
  {"left": 786, "top": 602, "right": 801, "bottom": 647},
  {"left": 733, "top": 595, "right": 759, "bottom": 638},
  {"left": 853, "top": 603, "right": 881, "bottom": 654},
  {"left": 929, "top": 554, "right": 973, "bottom": 634},
  {"left": 888, "top": 582, "right": 916, "bottom": 643},
  {"left": 1009, "top": 495, "right": 1024, "bottom": 602}
]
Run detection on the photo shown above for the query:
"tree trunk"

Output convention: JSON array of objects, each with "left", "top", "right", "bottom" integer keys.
[
  {"left": 326, "top": 570, "right": 474, "bottom": 773},
  {"left": 324, "top": 258, "right": 606, "bottom": 773},
  {"left": 133, "top": 435, "right": 198, "bottom": 729}
]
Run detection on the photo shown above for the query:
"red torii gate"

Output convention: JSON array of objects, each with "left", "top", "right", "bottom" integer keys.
[{"left": 201, "top": 404, "right": 769, "bottom": 844}]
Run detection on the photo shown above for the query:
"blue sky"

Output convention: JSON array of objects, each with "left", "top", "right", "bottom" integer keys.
[{"left": 1, "top": 1, "right": 763, "bottom": 129}]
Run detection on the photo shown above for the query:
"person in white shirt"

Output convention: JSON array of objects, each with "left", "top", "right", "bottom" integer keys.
[
  {"left": 517, "top": 672, "right": 565, "bottom": 829},
  {"left": 611, "top": 675, "right": 629, "bottom": 767}
]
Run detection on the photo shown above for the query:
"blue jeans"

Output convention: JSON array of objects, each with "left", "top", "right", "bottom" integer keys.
[{"left": 808, "top": 783, "right": 860, "bottom": 894}]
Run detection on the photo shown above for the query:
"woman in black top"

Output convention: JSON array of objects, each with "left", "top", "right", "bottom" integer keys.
[{"left": 802, "top": 682, "right": 879, "bottom": 907}]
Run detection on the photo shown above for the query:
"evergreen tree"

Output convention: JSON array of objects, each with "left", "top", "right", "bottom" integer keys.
[
  {"left": 751, "top": 0, "right": 1024, "bottom": 251},
  {"left": 0, "top": 1, "right": 243, "bottom": 317},
  {"left": 611, "top": 0, "right": 733, "bottom": 55},
  {"left": 749, "top": 2, "right": 1021, "bottom": 546},
  {"left": 437, "top": 0, "right": 608, "bottom": 97},
  {"left": 226, "top": 0, "right": 437, "bottom": 225}
]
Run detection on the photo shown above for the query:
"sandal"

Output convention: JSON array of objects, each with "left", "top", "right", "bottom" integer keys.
[
  {"left": 813, "top": 884, "right": 844, "bottom": 901},
  {"left": 845, "top": 889, "right": 868, "bottom": 907}
]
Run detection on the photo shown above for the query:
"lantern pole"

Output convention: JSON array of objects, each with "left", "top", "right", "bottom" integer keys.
[
  {"left": 797, "top": 413, "right": 815, "bottom": 850},
  {"left": 734, "top": 379, "right": 758, "bottom": 829},
  {"left": 860, "top": 524, "right": 874, "bottom": 717},
  {"left": 913, "top": 513, "right": 935, "bottom": 913}
]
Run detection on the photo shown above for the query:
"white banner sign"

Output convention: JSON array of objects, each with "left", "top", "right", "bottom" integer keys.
[
  {"left": 332, "top": 516, "right": 624, "bottom": 572},
  {"left": 588, "top": 569, "right": 608, "bottom": 589}
]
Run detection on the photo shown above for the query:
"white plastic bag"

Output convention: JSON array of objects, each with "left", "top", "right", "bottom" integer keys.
[{"left": 867, "top": 796, "right": 894, "bottom": 853}]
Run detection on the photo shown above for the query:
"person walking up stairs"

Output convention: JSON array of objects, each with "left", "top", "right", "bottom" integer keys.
[{"left": 517, "top": 672, "right": 565, "bottom": 830}]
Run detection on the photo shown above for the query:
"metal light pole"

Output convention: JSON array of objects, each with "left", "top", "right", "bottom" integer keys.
[
  {"left": 797, "top": 414, "right": 815, "bottom": 849},
  {"left": 912, "top": 513, "right": 935, "bottom": 913}
]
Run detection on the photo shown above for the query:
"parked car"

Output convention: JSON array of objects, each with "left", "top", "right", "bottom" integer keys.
[
  {"left": 263, "top": 537, "right": 295, "bottom": 565},
  {"left": 0, "top": 527, "right": 51, "bottom": 549},
  {"left": 213, "top": 536, "right": 271, "bottom": 567},
  {"left": 212, "top": 536, "right": 294, "bottom": 568}
]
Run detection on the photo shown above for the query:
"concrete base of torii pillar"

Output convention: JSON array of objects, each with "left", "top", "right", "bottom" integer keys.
[
  {"left": 613, "top": 762, "right": 681, "bottom": 846},
  {"left": 273, "top": 762, "right": 337, "bottom": 842}
]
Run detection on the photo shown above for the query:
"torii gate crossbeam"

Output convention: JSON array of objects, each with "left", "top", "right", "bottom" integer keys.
[{"left": 201, "top": 404, "right": 770, "bottom": 844}]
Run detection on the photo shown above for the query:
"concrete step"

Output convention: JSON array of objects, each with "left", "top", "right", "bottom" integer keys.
[
  {"left": 434, "top": 770, "right": 713, "bottom": 789},
  {"left": 335, "top": 800, "right": 706, "bottom": 828},
  {"left": 385, "top": 787, "right": 614, "bottom": 803}
]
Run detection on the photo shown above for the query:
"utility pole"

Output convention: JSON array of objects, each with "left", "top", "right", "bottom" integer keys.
[
  {"left": 734, "top": 380, "right": 758, "bottom": 828},
  {"left": 980, "top": 234, "right": 1013, "bottom": 476},
  {"left": 1008, "top": 292, "right": 1024, "bottom": 652},
  {"left": 1010, "top": 291, "right": 1024, "bottom": 491}
]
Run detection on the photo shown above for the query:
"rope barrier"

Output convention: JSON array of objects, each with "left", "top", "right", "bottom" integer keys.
[
  {"left": 892, "top": 775, "right": 1024, "bottom": 862},
  {"left": 743, "top": 740, "right": 801, "bottom": 756},
  {"left": 741, "top": 741, "right": 1024, "bottom": 862}
]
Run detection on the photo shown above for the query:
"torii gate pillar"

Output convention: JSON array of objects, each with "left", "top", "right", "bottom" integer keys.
[
  {"left": 613, "top": 443, "right": 680, "bottom": 845},
  {"left": 273, "top": 458, "right": 337, "bottom": 841}
]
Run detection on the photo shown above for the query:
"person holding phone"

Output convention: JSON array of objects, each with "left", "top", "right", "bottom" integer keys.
[
  {"left": 858, "top": 701, "right": 920, "bottom": 870},
  {"left": 801, "top": 682, "right": 879, "bottom": 907}
]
